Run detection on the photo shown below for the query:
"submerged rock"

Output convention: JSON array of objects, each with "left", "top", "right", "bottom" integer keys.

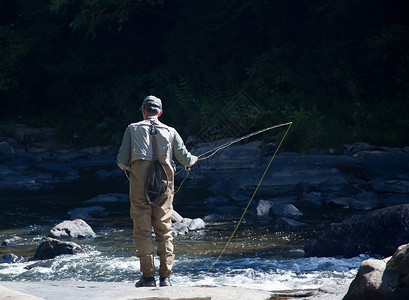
[
  {"left": 0, "top": 253, "right": 26, "bottom": 263},
  {"left": 2, "top": 235, "right": 24, "bottom": 246},
  {"left": 34, "top": 237, "right": 85, "bottom": 259}
]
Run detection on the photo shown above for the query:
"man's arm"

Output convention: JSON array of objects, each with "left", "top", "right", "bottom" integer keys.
[
  {"left": 117, "top": 127, "right": 131, "bottom": 170},
  {"left": 172, "top": 130, "right": 197, "bottom": 167}
]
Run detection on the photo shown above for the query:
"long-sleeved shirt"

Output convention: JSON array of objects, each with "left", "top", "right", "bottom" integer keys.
[{"left": 117, "top": 117, "right": 196, "bottom": 169}]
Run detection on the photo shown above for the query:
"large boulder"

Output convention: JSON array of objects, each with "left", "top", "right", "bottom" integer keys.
[
  {"left": 236, "top": 155, "right": 353, "bottom": 196},
  {"left": 304, "top": 204, "right": 409, "bottom": 258},
  {"left": 48, "top": 219, "right": 96, "bottom": 239},
  {"left": 34, "top": 237, "right": 85, "bottom": 259},
  {"left": 343, "top": 243, "right": 409, "bottom": 300}
]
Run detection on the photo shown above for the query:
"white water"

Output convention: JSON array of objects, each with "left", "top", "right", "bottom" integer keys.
[{"left": 0, "top": 243, "right": 367, "bottom": 292}]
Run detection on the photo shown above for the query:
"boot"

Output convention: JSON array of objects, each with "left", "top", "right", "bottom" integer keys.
[
  {"left": 159, "top": 276, "right": 172, "bottom": 287},
  {"left": 135, "top": 276, "right": 156, "bottom": 287}
]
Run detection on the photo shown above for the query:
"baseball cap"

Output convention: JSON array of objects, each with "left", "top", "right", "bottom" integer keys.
[{"left": 142, "top": 95, "right": 162, "bottom": 110}]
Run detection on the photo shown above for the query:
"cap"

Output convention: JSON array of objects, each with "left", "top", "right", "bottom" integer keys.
[{"left": 142, "top": 95, "right": 162, "bottom": 110}]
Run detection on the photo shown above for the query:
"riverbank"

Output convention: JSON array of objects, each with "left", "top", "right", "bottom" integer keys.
[{"left": 0, "top": 280, "right": 350, "bottom": 300}]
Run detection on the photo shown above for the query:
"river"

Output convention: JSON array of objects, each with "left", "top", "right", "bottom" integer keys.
[{"left": 0, "top": 166, "right": 368, "bottom": 293}]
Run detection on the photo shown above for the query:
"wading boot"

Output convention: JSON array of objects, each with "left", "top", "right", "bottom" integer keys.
[
  {"left": 159, "top": 276, "right": 172, "bottom": 287},
  {"left": 135, "top": 276, "right": 156, "bottom": 287}
]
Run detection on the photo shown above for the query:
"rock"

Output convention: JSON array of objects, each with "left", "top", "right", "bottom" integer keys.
[
  {"left": 67, "top": 206, "right": 107, "bottom": 220},
  {"left": 207, "top": 177, "right": 242, "bottom": 198},
  {"left": 83, "top": 193, "right": 128, "bottom": 204},
  {"left": 0, "top": 142, "right": 15, "bottom": 156},
  {"left": 172, "top": 217, "right": 205, "bottom": 235},
  {"left": 203, "top": 214, "right": 225, "bottom": 222},
  {"left": 192, "top": 140, "right": 264, "bottom": 170},
  {"left": 344, "top": 243, "right": 409, "bottom": 300},
  {"left": 274, "top": 217, "right": 307, "bottom": 229},
  {"left": 343, "top": 258, "right": 397, "bottom": 300},
  {"left": 236, "top": 155, "right": 352, "bottom": 196},
  {"left": 172, "top": 220, "right": 189, "bottom": 236},
  {"left": 48, "top": 219, "right": 96, "bottom": 239},
  {"left": 326, "top": 196, "right": 353, "bottom": 208},
  {"left": 256, "top": 199, "right": 274, "bottom": 216},
  {"left": 372, "top": 179, "right": 409, "bottom": 194},
  {"left": 386, "top": 244, "right": 409, "bottom": 277},
  {"left": 304, "top": 204, "right": 409, "bottom": 258},
  {"left": 381, "top": 194, "right": 409, "bottom": 206},
  {"left": 188, "top": 218, "right": 205, "bottom": 231},
  {"left": 35, "top": 162, "right": 78, "bottom": 179},
  {"left": 2, "top": 235, "right": 24, "bottom": 246},
  {"left": 297, "top": 192, "right": 323, "bottom": 208},
  {"left": 94, "top": 168, "right": 123, "bottom": 179},
  {"left": 34, "top": 237, "right": 85, "bottom": 259},
  {"left": 354, "top": 150, "right": 409, "bottom": 179},
  {"left": 204, "top": 196, "right": 230, "bottom": 206},
  {"left": 270, "top": 203, "right": 303, "bottom": 219},
  {"left": 0, "top": 253, "right": 26, "bottom": 263},
  {"left": 326, "top": 195, "right": 379, "bottom": 210}
]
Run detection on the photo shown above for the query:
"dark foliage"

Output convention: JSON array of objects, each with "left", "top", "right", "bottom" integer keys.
[{"left": 1, "top": 0, "right": 408, "bottom": 150}]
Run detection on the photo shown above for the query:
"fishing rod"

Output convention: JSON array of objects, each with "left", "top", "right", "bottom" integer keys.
[{"left": 197, "top": 121, "right": 293, "bottom": 161}]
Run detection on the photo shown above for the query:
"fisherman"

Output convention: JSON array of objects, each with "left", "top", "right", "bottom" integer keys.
[{"left": 117, "top": 95, "right": 197, "bottom": 287}]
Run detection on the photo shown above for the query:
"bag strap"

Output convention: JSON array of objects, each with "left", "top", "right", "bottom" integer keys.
[{"left": 149, "top": 121, "right": 159, "bottom": 161}]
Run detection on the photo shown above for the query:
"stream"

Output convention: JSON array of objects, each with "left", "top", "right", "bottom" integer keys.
[{"left": 0, "top": 165, "right": 368, "bottom": 292}]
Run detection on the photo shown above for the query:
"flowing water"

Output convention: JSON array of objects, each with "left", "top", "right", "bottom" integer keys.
[{"left": 0, "top": 166, "right": 369, "bottom": 292}]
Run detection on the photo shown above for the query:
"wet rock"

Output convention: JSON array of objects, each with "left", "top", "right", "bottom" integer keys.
[
  {"left": 207, "top": 177, "right": 242, "bottom": 198},
  {"left": 236, "top": 155, "right": 351, "bottom": 196},
  {"left": 274, "top": 217, "right": 308, "bottom": 230},
  {"left": 34, "top": 237, "right": 85, "bottom": 260},
  {"left": 381, "top": 194, "right": 409, "bottom": 206},
  {"left": 256, "top": 199, "right": 274, "bottom": 216},
  {"left": 203, "top": 214, "right": 225, "bottom": 223},
  {"left": 372, "top": 179, "right": 409, "bottom": 194},
  {"left": 188, "top": 218, "right": 205, "bottom": 231},
  {"left": 296, "top": 192, "right": 323, "bottom": 208},
  {"left": 0, "top": 253, "right": 26, "bottom": 263},
  {"left": 94, "top": 168, "right": 123, "bottom": 179},
  {"left": 326, "top": 196, "right": 353, "bottom": 208},
  {"left": 204, "top": 196, "right": 230, "bottom": 206},
  {"left": 172, "top": 220, "right": 189, "bottom": 236},
  {"left": 48, "top": 219, "right": 96, "bottom": 239},
  {"left": 304, "top": 204, "right": 409, "bottom": 258},
  {"left": 270, "top": 203, "right": 303, "bottom": 219},
  {"left": 83, "top": 193, "right": 128, "bottom": 204},
  {"left": 0, "top": 142, "right": 15, "bottom": 156},
  {"left": 192, "top": 140, "right": 263, "bottom": 170},
  {"left": 354, "top": 150, "right": 409, "bottom": 179},
  {"left": 2, "top": 235, "right": 23, "bottom": 246},
  {"left": 344, "top": 243, "right": 409, "bottom": 300},
  {"left": 172, "top": 217, "right": 205, "bottom": 235},
  {"left": 67, "top": 206, "right": 107, "bottom": 220},
  {"left": 35, "top": 162, "right": 78, "bottom": 179}
]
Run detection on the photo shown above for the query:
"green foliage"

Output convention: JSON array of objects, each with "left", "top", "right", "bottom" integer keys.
[{"left": 1, "top": 0, "right": 409, "bottom": 151}]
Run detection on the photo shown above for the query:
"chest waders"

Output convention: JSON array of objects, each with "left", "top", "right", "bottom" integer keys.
[{"left": 144, "top": 121, "right": 169, "bottom": 205}]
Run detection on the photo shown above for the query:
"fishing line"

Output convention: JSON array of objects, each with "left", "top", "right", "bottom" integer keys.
[
  {"left": 204, "top": 121, "right": 292, "bottom": 275},
  {"left": 172, "top": 122, "right": 293, "bottom": 194},
  {"left": 197, "top": 122, "right": 293, "bottom": 161}
]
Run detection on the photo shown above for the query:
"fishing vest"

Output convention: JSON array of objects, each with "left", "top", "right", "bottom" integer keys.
[{"left": 128, "top": 118, "right": 175, "bottom": 167}]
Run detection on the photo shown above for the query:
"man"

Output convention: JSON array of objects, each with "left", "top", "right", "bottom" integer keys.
[{"left": 117, "top": 95, "right": 197, "bottom": 287}]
